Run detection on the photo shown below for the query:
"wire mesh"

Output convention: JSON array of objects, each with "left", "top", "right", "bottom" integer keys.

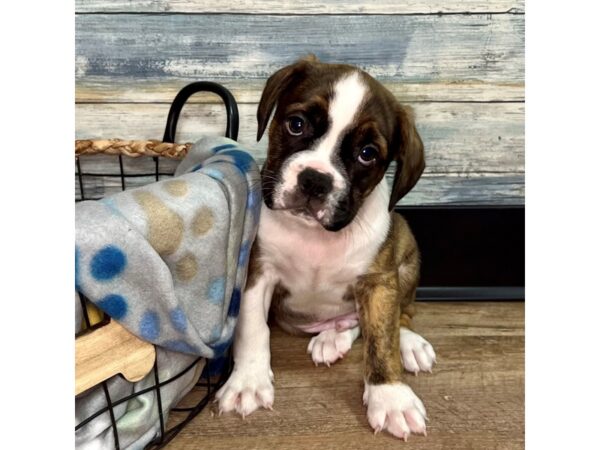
[
  {"left": 75, "top": 159, "right": 233, "bottom": 448},
  {"left": 75, "top": 81, "right": 240, "bottom": 449}
]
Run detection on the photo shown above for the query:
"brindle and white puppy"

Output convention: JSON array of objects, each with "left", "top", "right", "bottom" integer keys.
[{"left": 216, "top": 56, "right": 437, "bottom": 440}]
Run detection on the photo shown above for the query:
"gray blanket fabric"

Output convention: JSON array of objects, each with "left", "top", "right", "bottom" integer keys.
[{"left": 75, "top": 136, "right": 261, "bottom": 449}]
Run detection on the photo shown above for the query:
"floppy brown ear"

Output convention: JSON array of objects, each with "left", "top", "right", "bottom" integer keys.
[
  {"left": 256, "top": 56, "right": 317, "bottom": 141},
  {"left": 388, "top": 104, "right": 425, "bottom": 211}
]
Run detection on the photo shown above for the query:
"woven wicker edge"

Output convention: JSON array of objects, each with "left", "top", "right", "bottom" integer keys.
[{"left": 75, "top": 139, "right": 192, "bottom": 159}]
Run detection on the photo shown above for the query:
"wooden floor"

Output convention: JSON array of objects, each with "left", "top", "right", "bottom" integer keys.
[{"left": 168, "top": 302, "right": 524, "bottom": 449}]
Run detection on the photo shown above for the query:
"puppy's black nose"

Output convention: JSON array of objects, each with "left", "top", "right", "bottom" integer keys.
[{"left": 298, "top": 168, "right": 333, "bottom": 199}]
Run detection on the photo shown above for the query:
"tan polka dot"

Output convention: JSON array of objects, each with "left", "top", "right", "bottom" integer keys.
[
  {"left": 134, "top": 191, "right": 184, "bottom": 256},
  {"left": 163, "top": 180, "right": 189, "bottom": 197},
  {"left": 175, "top": 253, "right": 198, "bottom": 282},
  {"left": 192, "top": 207, "right": 214, "bottom": 236}
]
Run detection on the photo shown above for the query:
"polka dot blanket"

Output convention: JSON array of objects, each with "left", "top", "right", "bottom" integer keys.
[
  {"left": 76, "top": 135, "right": 261, "bottom": 357},
  {"left": 75, "top": 136, "right": 261, "bottom": 449}
]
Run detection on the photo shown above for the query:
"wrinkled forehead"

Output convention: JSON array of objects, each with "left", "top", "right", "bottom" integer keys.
[
  {"left": 284, "top": 69, "right": 394, "bottom": 153},
  {"left": 286, "top": 70, "right": 367, "bottom": 123}
]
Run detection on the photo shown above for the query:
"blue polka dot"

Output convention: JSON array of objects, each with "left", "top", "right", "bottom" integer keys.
[
  {"left": 212, "top": 143, "right": 237, "bottom": 153},
  {"left": 228, "top": 288, "right": 241, "bottom": 318},
  {"left": 90, "top": 245, "right": 127, "bottom": 281},
  {"left": 140, "top": 310, "right": 160, "bottom": 341},
  {"left": 191, "top": 163, "right": 203, "bottom": 172},
  {"left": 170, "top": 307, "right": 187, "bottom": 333},
  {"left": 75, "top": 247, "right": 81, "bottom": 291},
  {"left": 207, "top": 277, "right": 225, "bottom": 304},
  {"left": 97, "top": 294, "right": 128, "bottom": 320},
  {"left": 162, "top": 339, "right": 199, "bottom": 354},
  {"left": 221, "top": 150, "right": 254, "bottom": 173}
]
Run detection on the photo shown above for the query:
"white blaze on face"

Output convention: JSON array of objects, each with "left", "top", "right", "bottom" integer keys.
[{"left": 274, "top": 71, "right": 368, "bottom": 212}]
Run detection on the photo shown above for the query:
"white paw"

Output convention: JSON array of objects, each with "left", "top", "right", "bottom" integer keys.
[
  {"left": 400, "top": 328, "right": 437, "bottom": 374},
  {"left": 307, "top": 327, "right": 358, "bottom": 366},
  {"left": 363, "top": 383, "right": 428, "bottom": 440},
  {"left": 215, "top": 365, "right": 274, "bottom": 417}
]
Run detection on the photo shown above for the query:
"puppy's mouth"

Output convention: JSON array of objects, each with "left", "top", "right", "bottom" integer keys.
[
  {"left": 271, "top": 198, "right": 351, "bottom": 232},
  {"left": 264, "top": 180, "right": 352, "bottom": 232},
  {"left": 270, "top": 201, "right": 327, "bottom": 224}
]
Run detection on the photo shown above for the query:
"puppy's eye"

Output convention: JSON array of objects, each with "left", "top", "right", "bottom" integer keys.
[
  {"left": 286, "top": 116, "right": 305, "bottom": 136},
  {"left": 358, "top": 146, "right": 378, "bottom": 166}
]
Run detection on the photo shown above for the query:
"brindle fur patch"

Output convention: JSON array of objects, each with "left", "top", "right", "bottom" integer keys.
[
  {"left": 270, "top": 283, "right": 319, "bottom": 336},
  {"left": 356, "top": 213, "right": 420, "bottom": 385},
  {"left": 245, "top": 240, "right": 263, "bottom": 290}
]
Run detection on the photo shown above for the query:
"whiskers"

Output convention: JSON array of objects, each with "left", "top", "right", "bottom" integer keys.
[{"left": 259, "top": 168, "right": 281, "bottom": 191}]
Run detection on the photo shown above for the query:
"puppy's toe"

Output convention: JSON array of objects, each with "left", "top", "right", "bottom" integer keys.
[
  {"left": 400, "top": 328, "right": 436, "bottom": 374},
  {"left": 386, "top": 411, "right": 411, "bottom": 440},
  {"left": 363, "top": 383, "right": 428, "bottom": 439},
  {"left": 215, "top": 365, "right": 274, "bottom": 417},
  {"left": 308, "top": 328, "right": 357, "bottom": 366},
  {"left": 401, "top": 348, "right": 421, "bottom": 374}
]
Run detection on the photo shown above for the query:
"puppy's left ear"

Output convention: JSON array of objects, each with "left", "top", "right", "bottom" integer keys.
[
  {"left": 388, "top": 104, "right": 425, "bottom": 211},
  {"left": 256, "top": 56, "right": 316, "bottom": 141}
]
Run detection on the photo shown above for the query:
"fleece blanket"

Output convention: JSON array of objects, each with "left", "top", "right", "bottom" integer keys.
[{"left": 75, "top": 136, "right": 261, "bottom": 449}]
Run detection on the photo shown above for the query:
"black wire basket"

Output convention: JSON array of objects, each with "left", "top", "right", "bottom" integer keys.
[{"left": 75, "top": 82, "right": 240, "bottom": 449}]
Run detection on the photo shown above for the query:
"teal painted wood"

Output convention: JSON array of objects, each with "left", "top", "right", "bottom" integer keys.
[
  {"left": 75, "top": 101, "right": 524, "bottom": 205},
  {"left": 75, "top": 102, "right": 524, "bottom": 174},
  {"left": 74, "top": 8, "right": 524, "bottom": 205},
  {"left": 75, "top": 13, "right": 524, "bottom": 85},
  {"left": 76, "top": 77, "right": 525, "bottom": 103},
  {"left": 75, "top": 163, "right": 523, "bottom": 205}
]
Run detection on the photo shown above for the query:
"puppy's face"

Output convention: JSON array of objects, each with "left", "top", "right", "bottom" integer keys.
[{"left": 257, "top": 57, "right": 425, "bottom": 231}]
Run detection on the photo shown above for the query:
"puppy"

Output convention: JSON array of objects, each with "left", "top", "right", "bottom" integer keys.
[{"left": 216, "top": 56, "right": 436, "bottom": 440}]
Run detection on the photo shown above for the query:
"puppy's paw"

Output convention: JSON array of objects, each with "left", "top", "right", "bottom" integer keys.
[
  {"left": 363, "top": 383, "right": 428, "bottom": 440},
  {"left": 215, "top": 365, "right": 274, "bottom": 417},
  {"left": 307, "top": 328, "right": 357, "bottom": 367},
  {"left": 400, "top": 328, "right": 437, "bottom": 374}
]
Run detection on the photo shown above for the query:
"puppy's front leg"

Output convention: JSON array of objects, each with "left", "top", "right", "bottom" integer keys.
[
  {"left": 215, "top": 271, "right": 275, "bottom": 417},
  {"left": 356, "top": 272, "right": 427, "bottom": 440}
]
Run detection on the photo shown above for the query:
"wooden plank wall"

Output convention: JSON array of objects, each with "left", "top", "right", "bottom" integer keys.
[{"left": 75, "top": 1, "right": 524, "bottom": 205}]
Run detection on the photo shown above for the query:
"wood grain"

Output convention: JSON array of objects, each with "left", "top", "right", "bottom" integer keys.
[
  {"left": 74, "top": 4, "right": 524, "bottom": 206},
  {"left": 76, "top": 78, "right": 524, "bottom": 104},
  {"left": 76, "top": 168, "right": 524, "bottom": 205},
  {"left": 75, "top": 100, "right": 523, "bottom": 204},
  {"left": 75, "top": 13, "right": 524, "bottom": 85},
  {"left": 75, "top": 102, "right": 524, "bottom": 174},
  {"left": 75, "top": 320, "right": 156, "bottom": 395},
  {"left": 76, "top": 0, "right": 525, "bottom": 14},
  {"left": 166, "top": 301, "right": 524, "bottom": 449}
]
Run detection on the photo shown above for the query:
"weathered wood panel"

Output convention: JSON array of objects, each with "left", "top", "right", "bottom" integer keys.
[
  {"left": 76, "top": 78, "right": 524, "bottom": 104},
  {"left": 75, "top": 101, "right": 524, "bottom": 205},
  {"left": 74, "top": 5, "right": 524, "bottom": 205},
  {"left": 75, "top": 14, "right": 524, "bottom": 85},
  {"left": 75, "top": 102, "right": 524, "bottom": 174},
  {"left": 76, "top": 0, "right": 525, "bottom": 14},
  {"left": 76, "top": 168, "right": 524, "bottom": 205}
]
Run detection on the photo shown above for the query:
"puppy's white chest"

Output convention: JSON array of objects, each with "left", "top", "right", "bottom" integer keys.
[
  {"left": 256, "top": 182, "right": 391, "bottom": 319},
  {"left": 260, "top": 211, "right": 363, "bottom": 291}
]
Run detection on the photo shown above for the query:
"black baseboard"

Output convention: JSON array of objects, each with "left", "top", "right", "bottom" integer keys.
[{"left": 394, "top": 205, "right": 525, "bottom": 301}]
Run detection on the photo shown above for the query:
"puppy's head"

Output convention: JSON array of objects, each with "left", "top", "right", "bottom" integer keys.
[{"left": 257, "top": 56, "right": 425, "bottom": 231}]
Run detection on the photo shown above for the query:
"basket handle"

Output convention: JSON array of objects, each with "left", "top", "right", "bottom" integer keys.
[{"left": 162, "top": 81, "right": 240, "bottom": 143}]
